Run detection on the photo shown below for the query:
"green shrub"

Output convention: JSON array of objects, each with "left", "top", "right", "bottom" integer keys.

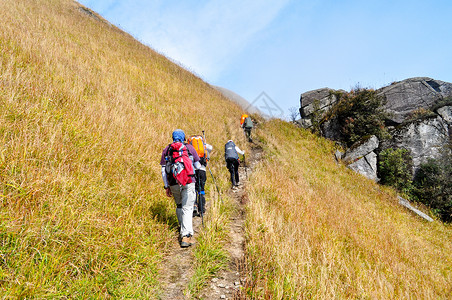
[
  {"left": 310, "top": 99, "right": 323, "bottom": 134},
  {"left": 324, "top": 88, "right": 390, "bottom": 147},
  {"left": 378, "top": 148, "right": 413, "bottom": 194},
  {"left": 404, "top": 108, "right": 436, "bottom": 123},
  {"left": 413, "top": 157, "right": 452, "bottom": 223}
]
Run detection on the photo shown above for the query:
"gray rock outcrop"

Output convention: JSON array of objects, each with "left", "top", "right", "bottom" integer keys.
[
  {"left": 298, "top": 77, "right": 452, "bottom": 179},
  {"left": 299, "top": 77, "right": 452, "bottom": 126},
  {"left": 343, "top": 135, "right": 379, "bottom": 181},
  {"left": 299, "top": 88, "right": 344, "bottom": 119},
  {"left": 378, "top": 77, "right": 452, "bottom": 124},
  {"left": 437, "top": 106, "right": 452, "bottom": 123},
  {"left": 343, "top": 135, "right": 379, "bottom": 163},
  {"left": 382, "top": 115, "right": 451, "bottom": 172}
]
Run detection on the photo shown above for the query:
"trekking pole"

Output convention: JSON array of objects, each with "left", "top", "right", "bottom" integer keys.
[
  {"left": 207, "top": 165, "right": 223, "bottom": 204},
  {"left": 200, "top": 194, "right": 204, "bottom": 226},
  {"left": 198, "top": 191, "right": 204, "bottom": 226},
  {"left": 243, "top": 154, "right": 248, "bottom": 179},
  {"left": 202, "top": 130, "right": 223, "bottom": 204}
]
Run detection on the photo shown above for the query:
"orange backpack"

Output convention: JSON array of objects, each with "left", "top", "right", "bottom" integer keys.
[
  {"left": 188, "top": 135, "right": 207, "bottom": 164},
  {"left": 240, "top": 114, "right": 249, "bottom": 125}
]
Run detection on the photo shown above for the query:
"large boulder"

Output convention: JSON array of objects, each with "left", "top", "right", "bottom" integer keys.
[
  {"left": 297, "top": 77, "right": 452, "bottom": 179},
  {"left": 437, "top": 106, "right": 452, "bottom": 123},
  {"left": 382, "top": 116, "right": 450, "bottom": 173},
  {"left": 377, "top": 77, "right": 452, "bottom": 124},
  {"left": 343, "top": 135, "right": 380, "bottom": 181},
  {"left": 343, "top": 135, "right": 379, "bottom": 163},
  {"left": 299, "top": 88, "right": 344, "bottom": 119},
  {"left": 348, "top": 152, "right": 379, "bottom": 182}
]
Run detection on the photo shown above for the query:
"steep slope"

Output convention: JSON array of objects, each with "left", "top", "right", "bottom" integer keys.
[
  {"left": 0, "top": 0, "right": 246, "bottom": 297},
  {"left": 244, "top": 121, "right": 451, "bottom": 298},
  {"left": 1, "top": 1, "right": 451, "bottom": 299}
]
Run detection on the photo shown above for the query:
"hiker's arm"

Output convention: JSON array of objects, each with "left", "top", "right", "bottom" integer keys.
[
  {"left": 235, "top": 146, "right": 245, "bottom": 156},
  {"left": 161, "top": 166, "right": 172, "bottom": 197},
  {"left": 161, "top": 166, "right": 169, "bottom": 188},
  {"left": 206, "top": 144, "right": 213, "bottom": 161}
]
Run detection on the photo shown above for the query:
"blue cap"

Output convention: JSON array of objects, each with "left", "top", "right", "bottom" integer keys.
[{"left": 172, "top": 129, "right": 185, "bottom": 142}]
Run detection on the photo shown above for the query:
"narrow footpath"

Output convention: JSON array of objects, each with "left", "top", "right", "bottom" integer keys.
[{"left": 158, "top": 143, "right": 262, "bottom": 300}]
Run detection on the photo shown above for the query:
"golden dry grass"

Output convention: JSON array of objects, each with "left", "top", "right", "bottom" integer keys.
[
  {"left": 1, "top": 0, "right": 451, "bottom": 299},
  {"left": 245, "top": 120, "right": 452, "bottom": 299},
  {"left": 0, "top": 0, "right": 247, "bottom": 297}
]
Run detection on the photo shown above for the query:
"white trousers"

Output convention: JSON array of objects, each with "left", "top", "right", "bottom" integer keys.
[{"left": 170, "top": 183, "right": 196, "bottom": 237}]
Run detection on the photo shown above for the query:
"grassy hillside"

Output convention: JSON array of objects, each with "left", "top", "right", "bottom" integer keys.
[
  {"left": 245, "top": 121, "right": 451, "bottom": 298},
  {"left": 0, "top": 0, "right": 245, "bottom": 297},
  {"left": 1, "top": 0, "right": 450, "bottom": 299}
]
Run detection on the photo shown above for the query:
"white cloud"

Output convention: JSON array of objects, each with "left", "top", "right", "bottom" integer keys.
[{"left": 126, "top": 0, "right": 293, "bottom": 80}]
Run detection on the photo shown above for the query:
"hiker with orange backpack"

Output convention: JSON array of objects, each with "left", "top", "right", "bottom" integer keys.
[
  {"left": 240, "top": 114, "right": 248, "bottom": 126},
  {"left": 160, "top": 129, "right": 201, "bottom": 248},
  {"left": 188, "top": 133, "right": 213, "bottom": 217}
]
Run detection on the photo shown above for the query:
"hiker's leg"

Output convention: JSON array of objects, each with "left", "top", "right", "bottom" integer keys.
[
  {"left": 194, "top": 170, "right": 202, "bottom": 207},
  {"left": 195, "top": 170, "right": 201, "bottom": 193},
  {"left": 234, "top": 160, "right": 240, "bottom": 184},
  {"left": 198, "top": 170, "right": 207, "bottom": 212},
  {"left": 226, "top": 159, "right": 236, "bottom": 186},
  {"left": 193, "top": 171, "right": 199, "bottom": 214},
  {"left": 169, "top": 185, "right": 182, "bottom": 226},
  {"left": 179, "top": 182, "right": 196, "bottom": 237},
  {"left": 199, "top": 192, "right": 205, "bottom": 213}
]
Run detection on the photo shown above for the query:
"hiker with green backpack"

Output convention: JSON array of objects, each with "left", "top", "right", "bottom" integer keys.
[
  {"left": 242, "top": 115, "right": 253, "bottom": 142},
  {"left": 160, "top": 129, "right": 201, "bottom": 248}
]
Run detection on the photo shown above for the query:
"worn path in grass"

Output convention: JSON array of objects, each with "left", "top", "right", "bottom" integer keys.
[{"left": 158, "top": 143, "right": 263, "bottom": 300}]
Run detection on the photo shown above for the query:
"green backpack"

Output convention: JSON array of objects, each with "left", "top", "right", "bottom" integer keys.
[{"left": 244, "top": 117, "right": 253, "bottom": 129}]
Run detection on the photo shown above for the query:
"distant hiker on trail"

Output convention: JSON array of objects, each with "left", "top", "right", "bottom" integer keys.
[
  {"left": 188, "top": 134, "right": 213, "bottom": 217},
  {"left": 242, "top": 115, "right": 254, "bottom": 142},
  {"left": 240, "top": 114, "right": 248, "bottom": 126},
  {"left": 224, "top": 140, "right": 245, "bottom": 188},
  {"left": 161, "top": 129, "right": 201, "bottom": 248}
]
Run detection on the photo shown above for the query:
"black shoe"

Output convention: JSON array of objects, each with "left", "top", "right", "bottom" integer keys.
[{"left": 193, "top": 205, "right": 199, "bottom": 217}]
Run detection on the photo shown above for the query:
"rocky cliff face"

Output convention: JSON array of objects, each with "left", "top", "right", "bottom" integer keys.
[
  {"left": 378, "top": 77, "right": 452, "bottom": 124},
  {"left": 299, "top": 77, "right": 452, "bottom": 180}
]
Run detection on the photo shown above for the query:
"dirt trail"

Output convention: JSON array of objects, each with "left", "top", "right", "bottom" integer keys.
[{"left": 158, "top": 144, "right": 262, "bottom": 300}]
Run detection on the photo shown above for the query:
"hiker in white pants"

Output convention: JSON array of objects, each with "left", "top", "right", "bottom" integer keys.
[
  {"left": 160, "top": 129, "right": 201, "bottom": 248},
  {"left": 169, "top": 183, "right": 196, "bottom": 238}
]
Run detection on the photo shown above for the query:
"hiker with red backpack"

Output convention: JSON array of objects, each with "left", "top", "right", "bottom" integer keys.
[
  {"left": 224, "top": 140, "right": 245, "bottom": 188},
  {"left": 160, "top": 129, "right": 201, "bottom": 248},
  {"left": 187, "top": 134, "right": 212, "bottom": 217}
]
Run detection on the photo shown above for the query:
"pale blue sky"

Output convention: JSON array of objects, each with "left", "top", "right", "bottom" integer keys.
[{"left": 78, "top": 0, "right": 452, "bottom": 118}]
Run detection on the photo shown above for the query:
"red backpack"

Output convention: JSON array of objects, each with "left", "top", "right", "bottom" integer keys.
[{"left": 166, "top": 142, "right": 195, "bottom": 186}]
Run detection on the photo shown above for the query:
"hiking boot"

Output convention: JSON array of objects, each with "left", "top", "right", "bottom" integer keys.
[{"left": 180, "top": 235, "right": 193, "bottom": 248}]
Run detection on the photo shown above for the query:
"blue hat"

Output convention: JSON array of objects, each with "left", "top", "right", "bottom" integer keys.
[{"left": 172, "top": 129, "right": 185, "bottom": 142}]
